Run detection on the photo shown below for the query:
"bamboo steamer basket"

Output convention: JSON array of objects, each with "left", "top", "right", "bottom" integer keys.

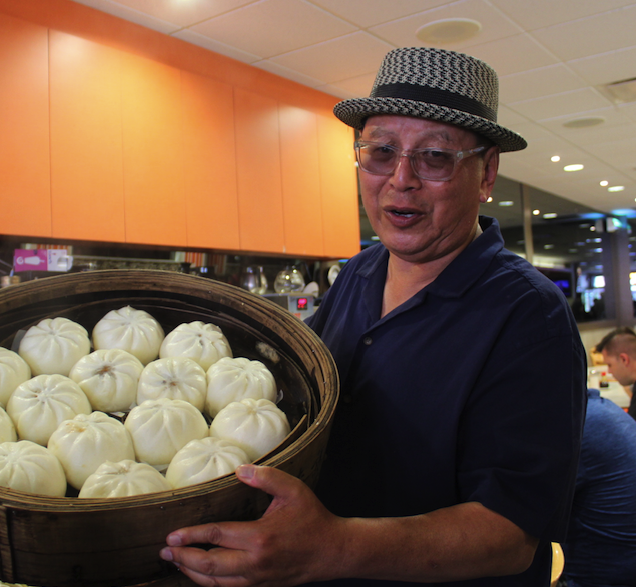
[{"left": 0, "top": 270, "right": 338, "bottom": 587}]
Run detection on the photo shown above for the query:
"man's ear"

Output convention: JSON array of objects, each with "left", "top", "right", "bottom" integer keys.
[
  {"left": 479, "top": 146, "right": 500, "bottom": 204},
  {"left": 619, "top": 352, "right": 631, "bottom": 366}
]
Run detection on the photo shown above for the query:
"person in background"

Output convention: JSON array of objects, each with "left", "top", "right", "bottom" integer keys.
[
  {"left": 161, "top": 47, "right": 586, "bottom": 587},
  {"left": 562, "top": 387, "right": 636, "bottom": 586},
  {"left": 596, "top": 327, "right": 636, "bottom": 419}
]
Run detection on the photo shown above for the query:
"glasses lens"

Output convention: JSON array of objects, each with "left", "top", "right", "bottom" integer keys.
[
  {"left": 412, "top": 149, "right": 455, "bottom": 180},
  {"left": 357, "top": 143, "right": 459, "bottom": 180},
  {"left": 357, "top": 143, "right": 398, "bottom": 175}
]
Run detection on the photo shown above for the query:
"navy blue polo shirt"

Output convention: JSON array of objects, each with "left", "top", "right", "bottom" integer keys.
[{"left": 306, "top": 216, "right": 586, "bottom": 587}]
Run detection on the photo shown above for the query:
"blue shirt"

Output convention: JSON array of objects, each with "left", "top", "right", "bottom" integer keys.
[
  {"left": 563, "top": 388, "right": 636, "bottom": 587},
  {"left": 306, "top": 216, "right": 586, "bottom": 587}
]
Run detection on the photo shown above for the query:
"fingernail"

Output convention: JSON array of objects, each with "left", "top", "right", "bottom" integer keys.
[
  {"left": 236, "top": 464, "right": 256, "bottom": 480},
  {"left": 166, "top": 533, "right": 183, "bottom": 546},
  {"left": 160, "top": 548, "right": 173, "bottom": 561}
]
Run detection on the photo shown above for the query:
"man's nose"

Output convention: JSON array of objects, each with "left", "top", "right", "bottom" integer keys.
[{"left": 390, "top": 153, "right": 422, "bottom": 189}]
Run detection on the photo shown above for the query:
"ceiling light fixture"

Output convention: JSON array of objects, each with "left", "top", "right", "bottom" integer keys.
[
  {"left": 498, "top": 201, "right": 514, "bottom": 206},
  {"left": 600, "top": 77, "right": 636, "bottom": 105},
  {"left": 551, "top": 155, "right": 561, "bottom": 162},
  {"left": 543, "top": 213, "right": 557, "bottom": 219},
  {"left": 600, "top": 180, "right": 609, "bottom": 186},
  {"left": 562, "top": 117, "right": 605, "bottom": 129},
  {"left": 608, "top": 186, "right": 625, "bottom": 192},
  {"left": 416, "top": 18, "right": 482, "bottom": 44},
  {"left": 532, "top": 209, "right": 540, "bottom": 215},
  {"left": 564, "top": 164, "right": 584, "bottom": 172}
]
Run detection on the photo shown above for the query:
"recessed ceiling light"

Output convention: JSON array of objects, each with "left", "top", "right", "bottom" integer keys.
[
  {"left": 543, "top": 213, "right": 557, "bottom": 219},
  {"left": 608, "top": 186, "right": 625, "bottom": 192},
  {"left": 600, "top": 77, "right": 636, "bottom": 105},
  {"left": 532, "top": 209, "right": 540, "bottom": 215},
  {"left": 600, "top": 180, "right": 609, "bottom": 186},
  {"left": 544, "top": 244, "right": 554, "bottom": 250},
  {"left": 562, "top": 117, "right": 605, "bottom": 129},
  {"left": 486, "top": 196, "right": 493, "bottom": 203},
  {"left": 564, "top": 164, "right": 584, "bottom": 172},
  {"left": 551, "top": 155, "right": 561, "bottom": 162},
  {"left": 498, "top": 201, "right": 514, "bottom": 206},
  {"left": 416, "top": 18, "right": 482, "bottom": 44}
]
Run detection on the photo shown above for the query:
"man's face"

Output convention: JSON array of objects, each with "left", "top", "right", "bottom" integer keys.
[
  {"left": 602, "top": 350, "right": 636, "bottom": 386},
  {"left": 358, "top": 115, "right": 499, "bottom": 265}
]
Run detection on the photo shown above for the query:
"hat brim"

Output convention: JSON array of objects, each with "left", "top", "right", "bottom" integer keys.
[{"left": 333, "top": 96, "right": 527, "bottom": 153}]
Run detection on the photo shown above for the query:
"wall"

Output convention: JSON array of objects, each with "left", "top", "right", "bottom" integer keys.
[{"left": 0, "top": 0, "right": 360, "bottom": 260}]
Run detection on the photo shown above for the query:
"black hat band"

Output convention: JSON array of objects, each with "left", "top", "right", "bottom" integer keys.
[{"left": 372, "top": 83, "right": 496, "bottom": 123}]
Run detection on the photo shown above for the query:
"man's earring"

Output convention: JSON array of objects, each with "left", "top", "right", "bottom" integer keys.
[{"left": 479, "top": 195, "right": 488, "bottom": 203}]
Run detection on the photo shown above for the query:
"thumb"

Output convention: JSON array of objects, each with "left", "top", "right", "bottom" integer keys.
[{"left": 235, "top": 464, "right": 303, "bottom": 498}]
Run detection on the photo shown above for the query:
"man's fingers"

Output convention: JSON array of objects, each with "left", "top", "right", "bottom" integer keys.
[
  {"left": 166, "top": 523, "right": 225, "bottom": 548},
  {"left": 166, "top": 520, "right": 256, "bottom": 552},
  {"left": 235, "top": 465, "right": 307, "bottom": 504},
  {"left": 161, "top": 543, "right": 248, "bottom": 584}
]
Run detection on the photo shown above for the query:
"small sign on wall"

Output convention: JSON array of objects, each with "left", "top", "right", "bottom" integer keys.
[{"left": 13, "top": 249, "right": 73, "bottom": 272}]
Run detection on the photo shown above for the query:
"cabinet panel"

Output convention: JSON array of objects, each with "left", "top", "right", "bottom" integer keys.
[
  {"left": 279, "top": 105, "right": 324, "bottom": 257},
  {"left": 317, "top": 116, "right": 360, "bottom": 259},
  {"left": 49, "top": 31, "right": 126, "bottom": 242},
  {"left": 121, "top": 53, "right": 186, "bottom": 247},
  {"left": 0, "top": 14, "right": 50, "bottom": 238},
  {"left": 181, "top": 71, "right": 240, "bottom": 251},
  {"left": 234, "top": 88, "right": 284, "bottom": 254}
]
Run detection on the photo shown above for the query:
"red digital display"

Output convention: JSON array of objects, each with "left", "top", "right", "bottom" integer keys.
[{"left": 296, "top": 297, "right": 308, "bottom": 311}]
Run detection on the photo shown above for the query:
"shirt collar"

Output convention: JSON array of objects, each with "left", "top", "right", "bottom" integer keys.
[
  {"left": 428, "top": 216, "right": 505, "bottom": 298},
  {"left": 355, "top": 216, "right": 506, "bottom": 301}
]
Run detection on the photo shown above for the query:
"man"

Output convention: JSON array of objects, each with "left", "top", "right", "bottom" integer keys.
[
  {"left": 562, "top": 388, "right": 636, "bottom": 586},
  {"left": 160, "top": 48, "right": 586, "bottom": 587},
  {"left": 596, "top": 326, "right": 636, "bottom": 419}
]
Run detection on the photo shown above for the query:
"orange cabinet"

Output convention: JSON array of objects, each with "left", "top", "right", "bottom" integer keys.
[
  {"left": 279, "top": 105, "right": 324, "bottom": 257},
  {"left": 49, "top": 31, "right": 126, "bottom": 242},
  {"left": 233, "top": 88, "right": 285, "bottom": 254},
  {"left": 317, "top": 115, "right": 360, "bottom": 259},
  {"left": 0, "top": 11, "right": 360, "bottom": 258},
  {"left": 0, "top": 14, "right": 50, "bottom": 238},
  {"left": 181, "top": 71, "right": 240, "bottom": 251},
  {"left": 120, "top": 53, "right": 187, "bottom": 247}
]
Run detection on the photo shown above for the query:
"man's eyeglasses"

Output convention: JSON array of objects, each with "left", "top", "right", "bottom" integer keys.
[{"left": 354, "top": 141, "right": 487, "bottom": 182}]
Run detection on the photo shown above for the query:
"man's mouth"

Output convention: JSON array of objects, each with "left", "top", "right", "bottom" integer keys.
[
  {"left": 391, "top": 210, "right": 415, "bottom": 218},
  {"left": 387, "top": 207, "right": 420, "bottom": 219}
]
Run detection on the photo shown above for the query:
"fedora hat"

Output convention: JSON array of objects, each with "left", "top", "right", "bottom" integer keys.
[{"left": 333, "top": 47, "right": 527, "bottom": 152}]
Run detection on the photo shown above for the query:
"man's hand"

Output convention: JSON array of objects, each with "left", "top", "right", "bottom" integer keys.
[
  {"left": 161, "top": 465, "right": 538, "bottom": 587},
  {"left": 160, "top": 464, "right": 346, "bottom": 587}
]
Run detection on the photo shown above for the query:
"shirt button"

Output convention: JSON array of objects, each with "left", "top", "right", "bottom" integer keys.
[{"left": 363, "top": 336, "right": 373, "bottom": 346}]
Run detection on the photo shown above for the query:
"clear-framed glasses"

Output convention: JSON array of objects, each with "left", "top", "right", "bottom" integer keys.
[{"left": 354, "top": 141, "right": 487, "bottom": 182}]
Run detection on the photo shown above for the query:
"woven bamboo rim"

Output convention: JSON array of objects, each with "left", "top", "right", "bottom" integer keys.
[{"left": 0, "top": 270, "right": 339, "bottom": 587}]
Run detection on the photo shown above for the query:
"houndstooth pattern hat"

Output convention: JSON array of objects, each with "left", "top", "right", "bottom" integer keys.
[{"left": 333, "top": 47, "right": 527, "bottom": 152}]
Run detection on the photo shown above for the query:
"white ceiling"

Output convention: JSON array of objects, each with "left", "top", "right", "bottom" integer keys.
[{"left": 70, "top": 0, "right": 636, "bottom": 216}]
